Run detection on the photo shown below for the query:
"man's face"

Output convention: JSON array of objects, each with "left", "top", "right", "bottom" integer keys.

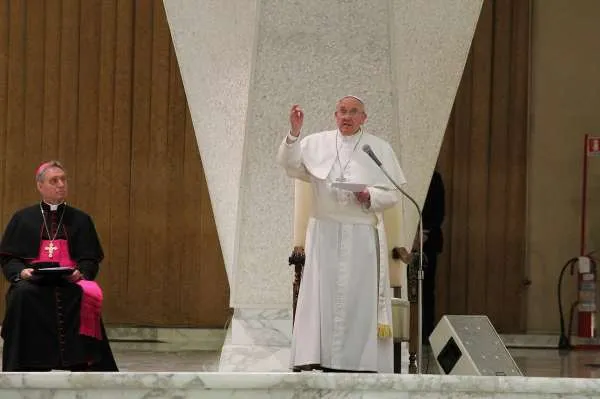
[
  {"left": 37, "top": 167, "right": 68, "bottom": 204},
  {"left": 335, "top": 97, "right": 367, "bottom": 135}
]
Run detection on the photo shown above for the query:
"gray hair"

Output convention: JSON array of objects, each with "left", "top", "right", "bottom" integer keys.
[
  {"left": 337, "top": 95, "right": 366, "bottom": 111},
  {"left": 36, "top": 160, "right": 65, "bottom": 182}
]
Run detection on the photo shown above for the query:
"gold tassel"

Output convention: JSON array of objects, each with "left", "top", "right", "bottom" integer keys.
[{"left": 377, "top": 323, "right": 392, "bottom": 338}]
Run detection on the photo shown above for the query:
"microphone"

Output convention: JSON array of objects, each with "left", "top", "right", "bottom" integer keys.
[
  {"left": 362, "top": 144, "right": 382, "bottom": 166},
  {"left": 362, "top": 143, "right": 425, "bottom": 375},
  {"left": 362, "top": 145, "right": 416, "bottom": 205}
]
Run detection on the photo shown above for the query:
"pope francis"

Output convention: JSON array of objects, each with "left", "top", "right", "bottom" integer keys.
[{"left": 277, "top": 96, "right": 406, "bottom": 373}]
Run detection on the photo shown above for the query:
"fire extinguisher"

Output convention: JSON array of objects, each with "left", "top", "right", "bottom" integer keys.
[
  {"left": 558, "top": 254, "right": 598, "bottom": 350},
  {"left": 577, "top": 256, "right": 597, "bottom": 341}
]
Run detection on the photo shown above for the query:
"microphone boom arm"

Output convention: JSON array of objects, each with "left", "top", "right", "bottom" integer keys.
[{"left": 364, "top": 148, "right": 425, "bottom": 375}]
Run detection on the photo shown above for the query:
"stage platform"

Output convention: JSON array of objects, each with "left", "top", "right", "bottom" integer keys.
[
  {"left": 2, "top": 328, "right": 600, "bottom": 398},
  {"left": 1, "top": 370, "right": 599, "bottom": 398}
]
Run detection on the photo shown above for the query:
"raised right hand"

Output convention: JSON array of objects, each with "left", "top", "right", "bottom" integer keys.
[{"left": 289, "top": 104, "right": 304, "bottom": 136}]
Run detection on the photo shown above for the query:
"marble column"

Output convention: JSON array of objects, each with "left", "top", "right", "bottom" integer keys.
[{"left": 163, "top": 0, "right": 482, "bottom": 371}]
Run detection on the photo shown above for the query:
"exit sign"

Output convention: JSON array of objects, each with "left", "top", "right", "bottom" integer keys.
[{"left": 588, "top": 136, "right": 600, "bottom": 156}]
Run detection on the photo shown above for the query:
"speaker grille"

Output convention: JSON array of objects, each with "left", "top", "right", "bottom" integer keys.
[{"left": 437, "top": 336, "right": 462, "bottom": 374}]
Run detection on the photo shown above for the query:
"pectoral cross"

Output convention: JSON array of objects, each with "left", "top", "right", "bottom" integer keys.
[{"left": 45, "top": 242, "right": 58, "bottom": 258}]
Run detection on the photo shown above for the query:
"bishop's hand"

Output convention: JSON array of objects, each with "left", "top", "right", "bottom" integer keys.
[
  {"left": 19, "top": 268, "right": 34, "bottom": 280},
  {"left": 65, "top": 269, "right": 82, "bottom": 283},
  {"left": 289, "top": 104, "right": 304, "bottom": 137}
]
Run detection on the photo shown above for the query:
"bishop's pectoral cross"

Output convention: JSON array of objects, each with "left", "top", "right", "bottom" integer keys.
[{"left": 45, "top": 242, "right": 58, "bottom": 258}]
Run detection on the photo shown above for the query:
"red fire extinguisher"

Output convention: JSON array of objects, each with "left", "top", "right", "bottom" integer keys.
[
  {"left": 576, "top": 135, "right": 599, "bottom": 347},
  {"left": 577, "top": 256, "right": 597, "bottom": 343},
  {"left": 576, "top": 134, "right": 600, "bottom": 347}
]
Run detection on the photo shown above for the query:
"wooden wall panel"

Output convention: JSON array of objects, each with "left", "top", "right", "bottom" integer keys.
[
  {"left": 436, "top": 0, "right": 530, "bottom": 333},
  {"left": 0, "top": 1, "right": 8, "bottom": 304},
  {"left": 77, "top": 0, "right": 101, "bottom": 215},
  {"left": 163, "top": 45, "right": 186, "bottom": 325},
  {"left": 23, "top": 0, "right": 45, "bottom": 168},
  {"left": 467, "top": 0, "right": 493, "bottom": 317},
  {"left": 5, "top": 0, "right": 26, "bottom": 213},
  {"left": 485, "top": 0, "right": 512, "bottom": 330},
  {"left": 0, "top": 0, "right": 229, "bottom": 327},
  {"left": 41, "top": 0, "right": 61, "bottom": 155},
  {"left": 96, "top": 0, "right": 118, "bottom": 320},
  {"left": 506, "top": 0, "right": 530, "bottom": 331},
  {"left": 128, "top": 0, "right": 153, "bottom": 324},
  {"left": 147, "top": 0, "right": 171, "bottom": 324},
  {"left": 107, "top": 0, "right": 134, "bottom": 323},
  {"left": 57, "top": 0, "right": 79, "bottom": 184},
  {"left": 0, "top": 0, "right": 8, "bottom": 222}
]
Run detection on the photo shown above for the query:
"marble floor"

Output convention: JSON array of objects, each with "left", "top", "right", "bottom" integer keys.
[
  {"left": 3, "top": 341, "right": 600, "bottom": 378},
  {"left": 110, "top": 342, "right": 221, "bottom": 372},
  {"left": 79, "top": 343, "right": 600, "bottom": 377},
  {"left": 423, "top": 346, "right": 600, "bottom": 378}
]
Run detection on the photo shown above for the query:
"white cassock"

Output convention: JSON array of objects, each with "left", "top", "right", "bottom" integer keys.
[{"left": 277, "top": 129, "right": 406, "bottom": 373}]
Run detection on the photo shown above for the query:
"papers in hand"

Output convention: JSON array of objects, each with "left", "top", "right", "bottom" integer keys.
[{"left": 331, "top": 181, "right": 366, "bottom": 192}]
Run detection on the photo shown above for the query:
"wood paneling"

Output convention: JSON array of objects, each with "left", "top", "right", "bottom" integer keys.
[
  {"left": 0, "top": 0, "right": 229, "bottom": 327},
  {"left": 0, "top": 1, "right": 8, "bottom": 223},
  {"left": 110, "top": 0, "right": 134, "bottom": 323},
  {"left": 436, "top": 0, "right": 530, "bottom": 333}
]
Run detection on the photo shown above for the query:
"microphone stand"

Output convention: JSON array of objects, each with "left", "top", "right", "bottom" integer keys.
[{"left": 368, "top": 161, "right": 424, "bottom": 375}]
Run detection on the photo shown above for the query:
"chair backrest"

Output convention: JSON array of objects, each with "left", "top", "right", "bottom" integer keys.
[{"left": 292, "top": 179, "right": 405, "bottom": 287}]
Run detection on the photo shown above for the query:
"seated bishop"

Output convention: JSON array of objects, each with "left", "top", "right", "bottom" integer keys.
[{"left": 0, "top": 161, "right": 118, "bottom": 371}]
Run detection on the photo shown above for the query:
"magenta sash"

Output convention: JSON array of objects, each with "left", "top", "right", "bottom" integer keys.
[{"left": 31, "top": 239, "right": 103, "bottom": 340}]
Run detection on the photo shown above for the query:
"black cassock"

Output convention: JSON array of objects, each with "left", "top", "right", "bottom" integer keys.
[
  {"left": 0, "top": 202, "right": 118, "bottom": 371},
  {"left": 421, "top": 170, "right": 445, "bottom": 341}
]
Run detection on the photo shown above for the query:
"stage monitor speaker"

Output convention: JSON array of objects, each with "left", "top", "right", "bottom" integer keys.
[{"left": 429, "top": 315, "right": 522, "bottom": 376}]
